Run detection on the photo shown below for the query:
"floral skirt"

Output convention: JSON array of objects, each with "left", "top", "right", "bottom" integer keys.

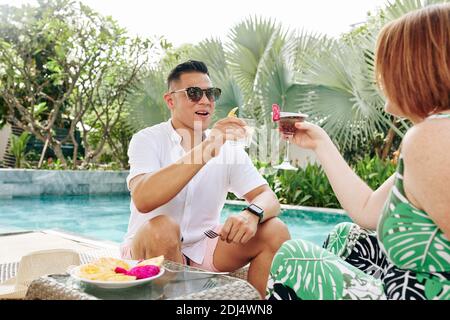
[{"left": 266, "top": 222, "right": 450, "bottom": 300}]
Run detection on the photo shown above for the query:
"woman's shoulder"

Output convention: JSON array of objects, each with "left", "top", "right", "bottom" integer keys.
[
  {"left": 402, "top": 117, "right": 450, "bottom": 157},
  {"left": 402, "top": 117, "right": 450, "bottom": 185},
  {"left": 400, "top": 115, "right": 450, "bottom": 239}
]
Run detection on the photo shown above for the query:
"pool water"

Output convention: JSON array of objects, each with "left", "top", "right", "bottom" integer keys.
[{"left": 0, "top": 194, "right": 351, "bottom": 245}]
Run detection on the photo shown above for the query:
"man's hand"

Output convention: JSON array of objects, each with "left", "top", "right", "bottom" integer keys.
[
  {"left": 203, "top": 117, "right": 247, "bottom": 158},
  {"left": 220, "top": 211, "right": 259, "bottom": 245}
]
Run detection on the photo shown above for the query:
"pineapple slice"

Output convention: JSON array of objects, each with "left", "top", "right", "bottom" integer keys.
[
  {"left": 227, "top": 107, "right": 239, "bottom": 117},
  {"left": 137, "top": 255, "right": 164, "bottom": 267}
]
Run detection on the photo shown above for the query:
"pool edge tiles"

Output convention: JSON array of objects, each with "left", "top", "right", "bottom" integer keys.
[{"left": 0, "top": 169, "right": 129, "bottom": 197}]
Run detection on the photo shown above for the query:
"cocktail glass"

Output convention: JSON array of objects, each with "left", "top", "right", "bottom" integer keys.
[
  {"left": 229, "top": 118, "right": 255, "bottom": 148},
  {"left": 274, "top": 112, "right": 308, "bottom": 170}
]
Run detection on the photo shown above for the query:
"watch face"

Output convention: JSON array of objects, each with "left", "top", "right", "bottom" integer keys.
[{"left": 249, "top": 204, "right": 264, "bottom": 215}]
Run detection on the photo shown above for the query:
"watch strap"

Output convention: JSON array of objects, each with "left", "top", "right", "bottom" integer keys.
[{"left": 243, "top": 204, "right": 263, "bottom": 223}]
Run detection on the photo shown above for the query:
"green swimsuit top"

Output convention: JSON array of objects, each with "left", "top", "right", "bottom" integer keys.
[{"left": 377, "top": 113, "right": 450, "bottom": 274}]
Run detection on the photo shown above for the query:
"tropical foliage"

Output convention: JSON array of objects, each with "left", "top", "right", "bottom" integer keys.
[
  {"left": 2, "top": 0, "right": 448, "bottom": 172},
  {"left": 0, "top": 0, "right": 160, "bottom": 169},
  {"left": 9, "top": 131, "right": 30, "bottom": 168},
  {"left": 127, "top": 0, "right": 448, "bottom": 162}
]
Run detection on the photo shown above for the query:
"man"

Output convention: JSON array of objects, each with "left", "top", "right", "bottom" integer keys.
[{"left": 121, "top": 60, "right": 290, "bottom": 297}]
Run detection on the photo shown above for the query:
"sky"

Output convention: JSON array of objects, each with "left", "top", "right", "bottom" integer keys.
[{"left": 1, "top": 0, "right": 388, "bottom": 47}]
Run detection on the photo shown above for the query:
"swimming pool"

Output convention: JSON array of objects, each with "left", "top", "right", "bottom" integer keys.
[{"left": 0, "top": 194, "right": 351, "bottom": 245}]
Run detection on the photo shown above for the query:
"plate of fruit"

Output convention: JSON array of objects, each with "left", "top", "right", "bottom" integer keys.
[{"left": 69, "top": 256, "right": 165, "bottom": 289}]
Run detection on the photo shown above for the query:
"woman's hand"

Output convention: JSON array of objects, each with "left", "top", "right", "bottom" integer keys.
[{"left": 282, "top": 121, "right": 331, "bottom": 151}]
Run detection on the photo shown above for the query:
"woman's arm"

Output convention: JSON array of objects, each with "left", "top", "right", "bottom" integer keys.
[
  {"left": 291, "top": 122, "right": 394, "bottom": 229},
  {"left": 315, "top": 139, "right": 395, "bottom": 229}
]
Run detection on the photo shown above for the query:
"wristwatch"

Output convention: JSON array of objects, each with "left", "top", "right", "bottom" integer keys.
[{"left": 243, "top": 204, "right": 264, "bottom": 223}]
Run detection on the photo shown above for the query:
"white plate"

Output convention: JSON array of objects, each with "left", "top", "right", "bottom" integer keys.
[{"left": 69, "top": 260, "right": 165, "bottom": 289}]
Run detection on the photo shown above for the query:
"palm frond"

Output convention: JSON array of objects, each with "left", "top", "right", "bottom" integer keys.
[
  {"left": 212, "top": 72, "right": 244, "bottom": 121},
  {"left": 299, "top": 40, "right": 393, "bottom": 151},
  {"left": 372, "top": 0, "right": 448, "bottom": 27},
  {"left": 190, "top": 38, "right": 229, "bottom": 79},
  {"left": 125, "top": 68, "right": 169, "bottom": 132},
  {"left": 226, "top": 16, "right": 286, "bottom": 99},
  {"left": 190, "top": 38, "right": 244, "bottom": 121},
  {"left": 292, "top": 29, "right": 333, "bottom": 79},
  {"left": 257, "top": 52, "right": 316, "bottom": 119}
]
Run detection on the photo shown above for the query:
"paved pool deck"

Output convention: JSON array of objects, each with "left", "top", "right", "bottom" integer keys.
[{"left": 0, "top": 230, "right": 120, "bottom": 283}]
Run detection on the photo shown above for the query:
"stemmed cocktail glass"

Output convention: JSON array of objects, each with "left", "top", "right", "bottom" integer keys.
[{"left": 272, "top": 104, "right": 308, "bottom": 170}]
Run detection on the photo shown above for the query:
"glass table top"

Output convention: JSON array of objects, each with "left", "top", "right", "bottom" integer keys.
[
  {"left": 33, "top": 261, "right": 241, "bottom": 300},
  {"left": 54, "top": 272, "right": 231, "bottom": 300}
]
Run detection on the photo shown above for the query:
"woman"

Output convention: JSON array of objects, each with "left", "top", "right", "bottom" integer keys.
[{"left": 267, "top": 3, "right": 450, "bottom": 300}]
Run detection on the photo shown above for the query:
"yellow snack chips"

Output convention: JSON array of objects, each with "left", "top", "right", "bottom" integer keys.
[
  {"left": 77, "top": 264, "right": 113, "bottom": 280},
  {"left": 78, "top": 264, "right": 104, "bottom": 275},
  {"left": 227, "top": 107, "right": 238, "bottom": 117},
  {"left": 93, "top": 257, "right": 130, "bottom": 271},
  {"left": 76, "top": 257, "right": 134, "bottom": 282}
]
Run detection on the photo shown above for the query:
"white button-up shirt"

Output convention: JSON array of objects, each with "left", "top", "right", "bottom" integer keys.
[{"left": 122, "top": 119, "right": 267, "bottom": 264}]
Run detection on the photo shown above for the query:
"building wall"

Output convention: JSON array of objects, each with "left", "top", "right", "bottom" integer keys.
[
  {"left": 0, "top": 169, "right": 128, "bottom": 198},
  {"left": 0, "top": 124, "right": 11, "bottom": 164}
]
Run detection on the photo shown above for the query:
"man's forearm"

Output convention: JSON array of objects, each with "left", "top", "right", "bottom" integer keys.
[
  {"left": 132, "top": 140, "right": 215, "bottom": 213},
  {"left": 247, "top": 190, "right": 281, "bottom": 223}
]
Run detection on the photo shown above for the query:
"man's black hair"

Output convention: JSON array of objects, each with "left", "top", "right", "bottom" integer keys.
[{"left": 167, "top": 60, "right": 209, "bottom": 89}]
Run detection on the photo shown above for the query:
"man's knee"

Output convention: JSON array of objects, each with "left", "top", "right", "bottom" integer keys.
[
  {"left": 135, "top": 215, "right": 181, "bottom": 252},
  {"left": 259, "top": 218, "right": 291, "bottom": 251}
]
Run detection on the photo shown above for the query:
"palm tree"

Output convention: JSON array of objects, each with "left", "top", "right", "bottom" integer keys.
[
  {"left": 189, "top": 38, "right": 244, "bottom": 121},
  {"left": 297, "top": 37, "right": 393, "bottom": 153},
  {"left": 125, "top": 68, "right": 170, "bottom": 131},
  {"left": 296, "top": 0, "right": 449, "bottom": 156},
  {"left": 226, "top": 16, "right": 290, "bottom": 122},
  {"left": 125, "top": 0, "right": 449, "bottom": 158},
  {"left": 380, "top": 0, "right": 448, "bottom": 21},
  {"left": 125, "top": 43, "right": 195, "bottom": 132}
]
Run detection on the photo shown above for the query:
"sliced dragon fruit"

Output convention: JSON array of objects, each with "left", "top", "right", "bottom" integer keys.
[
  {"left": 125, "top": 265, "right": 160, "bottom": 279},
  {"left": 114, "top": 267, "right": 128, "bottom": 274}
]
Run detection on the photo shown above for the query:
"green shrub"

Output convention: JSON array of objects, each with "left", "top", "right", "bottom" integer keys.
[
  {"left": 9, "top": 132, "right": 31, "bottom": 168},
  {"left": 275, "top": 165, "right": 340, "bottom": 208},
  {"left": 353, "top": 155, "right": 397, "bottom": 190}
]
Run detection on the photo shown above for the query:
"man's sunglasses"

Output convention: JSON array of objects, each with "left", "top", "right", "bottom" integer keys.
[{"left": 170, "top": 87, "right": 222, "bottom": 102}]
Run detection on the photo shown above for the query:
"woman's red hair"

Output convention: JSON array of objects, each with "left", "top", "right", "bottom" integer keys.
[{"left": 375, "top": 4, "right": 450, "bottom": 118}]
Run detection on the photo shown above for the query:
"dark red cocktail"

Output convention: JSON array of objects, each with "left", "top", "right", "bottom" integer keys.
[{"left": 278, "top": 112, "right": 308, "bottom": 135}]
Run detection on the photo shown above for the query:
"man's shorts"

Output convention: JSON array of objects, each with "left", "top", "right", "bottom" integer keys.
[{"left": 120, "top": 225, "right": 221, "bottom": 272}]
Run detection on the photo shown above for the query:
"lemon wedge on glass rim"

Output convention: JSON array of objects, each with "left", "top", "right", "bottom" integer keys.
[{"left": 227, "top": 107, "right": 239, "bottom": 117}]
